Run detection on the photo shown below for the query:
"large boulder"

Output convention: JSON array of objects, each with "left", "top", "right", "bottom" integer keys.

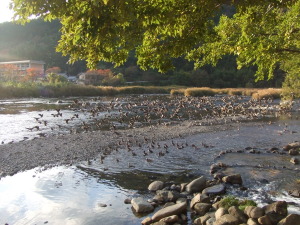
[
  {"left": 202, "top": 183, "right": 226, "bottom": 195},
  {"left": 214, "top": 214, "right": 241, "bottom": 225},
  {"left": 131, "top": 197, "right": 154, "bottom": 213},
  {"left": 193, "top": 203, "right": 212, "bottom": 216},
  {"left": 151, "top": 202, "right": 187, "bottom": 222},
  {"left": 186, "top": 176, "right": 207, "bottom": 194},
  {"left": 277, "top": 214, "right": 300, "bottom": 225},
  {"left": 148, "top": 181, "right": 164, "bottom": 191},
  {"left": 222, "top": 174, "right": 243, "bottom": 185},
  {"left": 244, "top": 206, "right": 265, "bottom": 219}
]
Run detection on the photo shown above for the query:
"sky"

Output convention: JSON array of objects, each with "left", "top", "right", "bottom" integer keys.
[{"left": 0, "top": 0, "right": 14, "bottom": 23}]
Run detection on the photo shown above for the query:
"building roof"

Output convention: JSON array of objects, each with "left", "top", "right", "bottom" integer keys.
[{"left": 0, "top": 60, "right": 45, "bottom": 65}]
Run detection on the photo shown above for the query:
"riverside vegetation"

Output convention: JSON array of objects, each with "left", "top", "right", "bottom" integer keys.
[{"left": 0, "top": 81, "right": 288, "bottom": 101}]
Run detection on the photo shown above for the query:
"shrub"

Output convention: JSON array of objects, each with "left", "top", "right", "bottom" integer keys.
[{"left": 252, "top": 88, "right": 281, "bottom": 100}]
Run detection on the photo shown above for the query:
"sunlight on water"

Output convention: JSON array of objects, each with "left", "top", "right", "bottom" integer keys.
[{"left": 0, "top": 166, "right": 142, "bottom": 225}]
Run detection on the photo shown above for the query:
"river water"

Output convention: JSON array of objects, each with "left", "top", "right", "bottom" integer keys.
[{"left": 0, "top": 95, "right": 299, "bottom": 224}]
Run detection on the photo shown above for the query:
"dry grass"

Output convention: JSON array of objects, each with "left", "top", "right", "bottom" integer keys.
[
  {"left": 184, "top": 87, "right": 217, "bottom": 97},
  {"left": 251, "top": 88, "right": 282, "bottom": 100}
]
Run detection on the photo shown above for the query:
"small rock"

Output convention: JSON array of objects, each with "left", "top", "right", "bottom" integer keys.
[
  {"left": 131, "top": 197, "right": 154, "bottom": 213},
  {"left": 195, "top": 214, "right": 211, "bottom": 225},
  {"left": 124, "top": 198, "right": 132, "bottom": 204},
  {"left": 283, "top": 142, "right": 300, "bottom": 151},
  {"left": 148, "top": 181, "right": 164, "bottom": 191},
  {"left": 186, "top": 176, "right": 207, "bottom": 194},
  {"left": 98, "top": 203, "right": 107, "bottom": 207},
  {"left": 151, "top": 202, "right": 187, "bottom": 222},
  {"left": 228, "top": 206, "right": 247, "bottom": 223},
  {"left": 290, "top": 157, "right": 299, "bottom": 164},
  {"left": 289, "top": 149, "right": 299, "bottom": 156},
  {"left": 288, "top": 189, "right": 300, "bottom": 198},
  {"left": 160, "top": 215, "right": 179, "bottom": 223},
  {"left": 222, "top": 174, "right": 243, "bottom": 185},
  {"left": 277, "top": 214, "right": 300, "bottom": 225},
  {"left": 202, "top": 183, "right": 226, "bottom": 195},
  {"left": 244, "top": 206, "right": 265, "bottom": 219},
  {"left": 247, "top": 218, "right": 259, "bottom": 225},
  {"left": 190, "top": 193, "right": 210, "bottom": 209},
  {"left": 258, "top": 215, "right": 272, "bottom": 225},
  {"left": 180, "top": 183, "right": 188, "bottom": 192},
  {"left": 141, "top": 217, "right": 152, "bottom": 225},
  {"left": 215, "top": 207, "right": 228, "bottom": 220},
  {"left": 193, "top": 203, "right": 212, "bottom": 216},
  {"left": 214, "top": 214, "right": 240, "bottom": 225},
  {"left": 155, "top": 190, "right": 180, "bottom": 202}
]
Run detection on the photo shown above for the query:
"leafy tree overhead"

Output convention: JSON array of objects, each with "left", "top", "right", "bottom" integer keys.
[{"left": 10, "top": 0, "right": 299, "bottom": 84}]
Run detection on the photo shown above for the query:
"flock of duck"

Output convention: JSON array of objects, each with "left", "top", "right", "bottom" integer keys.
[{"left": 26, "top": 94, "right": 292, "bottom": 139}]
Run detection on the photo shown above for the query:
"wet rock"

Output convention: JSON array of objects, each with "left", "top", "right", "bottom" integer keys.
[
  {"left": 214, "top": 214, "right": 240, "bottom": 225},
  {"left": 247, "top": 218, "right": 259, "bottom": 225},
  {"left": 193, "top": 203, "right": 212, "bottom": 216},
  {"left": 258, "top": 215, "right": 272, "bottom": 225},
  {"left": 151, "top": 202, "right": 187, "bottom": 222},
  {"left": 228, "top": 206, "right": 247, "bottom": 223},
  {"left": 210, "top": 163, "right": 227, "bottom": 174},
  {"left": 186, "top": 176, "right": 207, "bottom": 194},
  {"left": 215, "top": 207, "right": 228, "bottom": 220},
  {"left": 289, "top": 149, "right": 299, "bottom": 156},
  {"left": 148, "top": 181, "right": 164, "bottom": 191},
  {"left": 290, "top": 157, "right": 299, "bottom": 164},
  {"left": 222, "top": 174, "right": 243, "bottom": 185},
  {"left": 98, "top": 203, "right": 107, "bottom": 207},
  {"left": 283, "top": 142, "right": 300, "bottom": 151},
  {"left": 244, "top": 206, "right": 265, "bottom": 219},
  {"left": 202, "top": 183, "right": 226, "bottom": 195},
  {"left": 277, "top": 214, "right": 300, "bottom": 225},
  {"left": 190, "top": 193, "right": 210, "bottom": 209},
  {"left": 131, "top": 197, "right": 154, "bottom": 213},
  {"left": 159, "top": 215, "right": 179, "bottom": 223}
]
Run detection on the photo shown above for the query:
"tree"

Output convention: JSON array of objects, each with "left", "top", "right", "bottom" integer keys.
[
  {"left": 10, "top": 0, "right": 299, "bottom": 84},
  {"left": 24, "top": 68, "right": 42, "bottom": 81}
]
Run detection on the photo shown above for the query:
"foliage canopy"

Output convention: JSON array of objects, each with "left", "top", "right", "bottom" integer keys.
[{"left": 10, "top": 0, "right": 300, "bottom": 82}]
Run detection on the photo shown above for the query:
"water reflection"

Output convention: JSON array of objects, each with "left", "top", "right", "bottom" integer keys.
[{"left": 0, "top": 167, "right": 145, "bottom": 225}]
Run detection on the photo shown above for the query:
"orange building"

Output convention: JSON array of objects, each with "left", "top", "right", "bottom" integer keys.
[{"left": 0, "top": 60, "right": 45, "bottom": 76}]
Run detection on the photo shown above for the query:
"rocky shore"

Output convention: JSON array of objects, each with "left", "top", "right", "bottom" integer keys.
[{"left": 129, "top": 168, "right": 300, "bottom": 225}]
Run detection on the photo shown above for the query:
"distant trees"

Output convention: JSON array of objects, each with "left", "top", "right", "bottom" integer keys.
[{"left": 0, "top": 64, "right": 21, "bottom": 81}]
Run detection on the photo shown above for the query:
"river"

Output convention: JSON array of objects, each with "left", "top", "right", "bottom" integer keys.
[{"left": 0, "top": 95, "right": 299, "bottom": 224}]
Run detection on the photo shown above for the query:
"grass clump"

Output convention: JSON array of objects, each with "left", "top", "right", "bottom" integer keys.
[
  {"left": 219, "top": 196, "right": 257, "bottom": 210},
  {"left": 219, "top": 196, "right": 239, "bottom": 209},
  {"left": 252, "top": 88, "right": 282, "bottom": 100},
  {"left": 170, "top": 88, "right": 186, "bottom": 95},
  {"left": 184, "top": 87, "right": 216, "bottom": 97}
]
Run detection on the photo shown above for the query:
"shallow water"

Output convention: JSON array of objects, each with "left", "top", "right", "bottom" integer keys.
[{"left": 0, "top": 95, "right": 299, "bottom": 224}]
